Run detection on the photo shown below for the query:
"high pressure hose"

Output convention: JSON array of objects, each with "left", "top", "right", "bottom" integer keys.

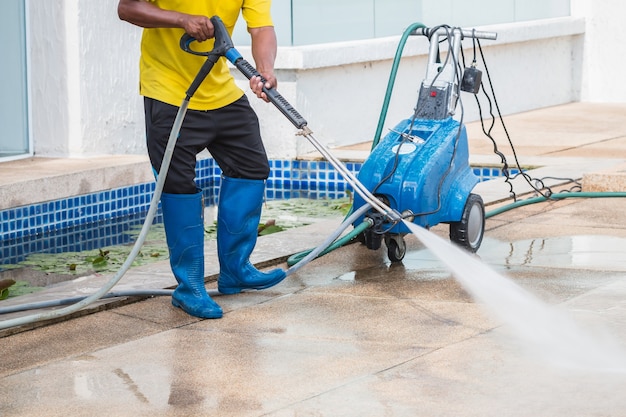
[
  {"left": 0, "top": 290, "right": 175, "bottom": 315},
  {"left": 286, "top": 203, "right": 373, "bottom": 275},
  {"left": 1, "top": 205, "right": 376, "bottom": 315},
  {"left": 286, "top": 218, "right": 372, "bottom": 268}
]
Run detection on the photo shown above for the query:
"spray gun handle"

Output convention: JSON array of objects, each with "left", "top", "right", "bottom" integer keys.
[{"left": 180, "top": 16, "right": 235, "bottom": 57}]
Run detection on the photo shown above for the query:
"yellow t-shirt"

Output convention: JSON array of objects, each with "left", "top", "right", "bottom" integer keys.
[{"left": 139, "top": 0, "right": 273, "bottom": 110}]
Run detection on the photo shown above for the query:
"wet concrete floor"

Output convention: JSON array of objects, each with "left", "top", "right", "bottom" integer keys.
[{"left": 2, "top": 195, "right": 626, "bottom": 416}]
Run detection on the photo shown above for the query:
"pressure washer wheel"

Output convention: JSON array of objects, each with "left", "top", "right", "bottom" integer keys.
[
  {"left": 449, "top": 193, "right": 485, "bottom": 253},
  {"left": 384, "top": 233, "right": 406, "bottom": 262}
]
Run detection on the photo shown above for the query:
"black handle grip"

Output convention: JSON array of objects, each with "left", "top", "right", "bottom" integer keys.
[{"left": 234, "top": 58, "right": 308, "bottom": 129}]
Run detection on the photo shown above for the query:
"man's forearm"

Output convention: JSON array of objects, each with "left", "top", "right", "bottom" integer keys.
[
  {"left": 250, "top": 26, "right": 277, "bottom": 80},
  {"left": 118, "top": 0, "right": 214, "bottom": 40},
  {"left": 118, "top": 0, "right": 186, "bottom": 28}
]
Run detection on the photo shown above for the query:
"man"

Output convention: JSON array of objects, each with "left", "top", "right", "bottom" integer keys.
[{"left": 118, "top": 0, "right": 285, "bottom": 319}]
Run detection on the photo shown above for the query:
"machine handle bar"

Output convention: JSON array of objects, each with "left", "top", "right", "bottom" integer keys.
[{"left": 412, "top": 26, "right": 497, "bottom": 40}]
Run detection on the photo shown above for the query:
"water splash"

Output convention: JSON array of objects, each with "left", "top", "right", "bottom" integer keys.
[{"left": 402, "top": 220, "right": 626, "bottom": 373}]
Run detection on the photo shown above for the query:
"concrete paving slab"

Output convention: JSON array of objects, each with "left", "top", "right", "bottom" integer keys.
[
  {"left": 0, "top": 155, "right": 152, "bottom": 210},
  {"left": 465, "top": 102, "right": 626, "bottom": 159}
]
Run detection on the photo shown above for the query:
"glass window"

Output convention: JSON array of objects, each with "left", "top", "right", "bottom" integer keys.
[
  {"left": 0, "top": 0, "right": 29, "bottom": 161},
  {"left": 233, "top": 0, "right": 570, "bottom": 46}
]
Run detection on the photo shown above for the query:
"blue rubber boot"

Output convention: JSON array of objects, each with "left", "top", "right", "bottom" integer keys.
[
  {"left": 217, "top": 176, "right": 286, "bottom": 294},
  {"left": 161, "top": 191, "right": 223, "bottom": 319}
]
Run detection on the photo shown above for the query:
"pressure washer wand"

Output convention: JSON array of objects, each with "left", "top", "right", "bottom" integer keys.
[
  {"left": 297, "top": 128, "right": 401, "bottom": 222},
  {"left": 186, "top": 16, "right": 402, "bottom": 223}
]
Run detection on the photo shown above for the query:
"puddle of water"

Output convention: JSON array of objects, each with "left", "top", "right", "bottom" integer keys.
[
  {"left": 402, "top": 220, "right": 626, "bottom": 373},
  {"left": 477, "top": 235, "right": 626, "bottom": 271}
]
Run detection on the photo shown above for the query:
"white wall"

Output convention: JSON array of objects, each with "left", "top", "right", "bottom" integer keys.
[
  {"left": 571, "top": 0, "right": 626, "bottom": 102},
  {"left": 29, "top": 0, "right": 144, "bottom": 157},
  {"left": 76, "top": 0, "right": 146, "bottom": 156},
  {"left": 28, "top": 1, "right": 70, "bottom": 156},
  {"left": 25, "top": 0, "right": 624, "bottom": 161}
]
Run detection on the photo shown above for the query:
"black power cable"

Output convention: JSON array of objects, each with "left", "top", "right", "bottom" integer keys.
[
  {"left": 469, "top": 38, "right": 580, "bottom": 200},
  {"left": 460, "top": 46, "right": 516, "bottom": 199}
]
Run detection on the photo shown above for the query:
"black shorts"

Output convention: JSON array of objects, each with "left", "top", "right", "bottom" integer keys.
[{"left": 144, "top": 95, "right": 271, "bottom": 194}]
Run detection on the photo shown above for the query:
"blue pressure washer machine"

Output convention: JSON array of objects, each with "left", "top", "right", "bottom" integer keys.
[{"left": 352, "top": 26, "right": 497, "bottom": 262}]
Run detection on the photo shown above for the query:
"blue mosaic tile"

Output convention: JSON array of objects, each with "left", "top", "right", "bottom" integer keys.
[{"left": 0, "top": 157, "right": 514, "bottom": 266}]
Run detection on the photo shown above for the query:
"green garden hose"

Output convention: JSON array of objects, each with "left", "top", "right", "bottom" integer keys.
[
  {"left": 372, "top": 22, "right": 426, "bottom": 150},
  {"left": 286, "top": 220, "right": 372, "bottom": 267},
  {"left": 485, "top": 191, "right": 626, "bottom": 218}
]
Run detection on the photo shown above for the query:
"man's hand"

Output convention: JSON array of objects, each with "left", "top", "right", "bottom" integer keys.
[
  {"left": 180, "top": 15, "right": 214, "bottom": 42},
  {"left": 250, "top": 73, "right": 277, "bottom": 103}
]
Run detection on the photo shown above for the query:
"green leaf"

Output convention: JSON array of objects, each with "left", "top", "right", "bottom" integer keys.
[
  {"left": 258, "top": 225, "right": 285, "bottom": 236},
  {"left": 91, "top": 256, "right": 108, "bottom": 268},
  {"left": 5, "top": 281, "right": 44, "bottom": 298}
]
